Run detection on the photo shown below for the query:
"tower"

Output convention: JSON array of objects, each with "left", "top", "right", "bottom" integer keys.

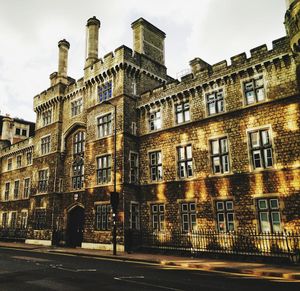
[{"left": 285, "top": 0, "right": 300, "bottom": 54}]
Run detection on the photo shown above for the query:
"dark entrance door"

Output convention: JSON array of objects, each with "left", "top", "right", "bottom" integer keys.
[{"left": 66, "top": 206, "right": 84, "bottom": 247}]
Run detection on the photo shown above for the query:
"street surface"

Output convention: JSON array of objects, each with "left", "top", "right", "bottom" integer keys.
[{"left": 0, "top": 248, "right": 299, "bottom": 290}]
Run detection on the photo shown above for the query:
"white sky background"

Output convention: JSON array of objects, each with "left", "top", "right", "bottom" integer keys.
[{"left": 0, "top": 0, "right": 286, "bottom": 122}]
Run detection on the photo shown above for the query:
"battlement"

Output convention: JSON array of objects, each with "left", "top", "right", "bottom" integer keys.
[
  {"left": 138, "top": 36, "right": 291, "bottom": 107},
  {"left": 0, "top": 137, "right": 33, "bottom": 157}
]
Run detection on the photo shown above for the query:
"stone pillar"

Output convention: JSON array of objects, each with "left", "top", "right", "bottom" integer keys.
[
  {"left": 58, "top": 39, "right": 70, "bottom": 78},
  {"left": 85, "top": 16, "right": 100, "bottom": 68}
]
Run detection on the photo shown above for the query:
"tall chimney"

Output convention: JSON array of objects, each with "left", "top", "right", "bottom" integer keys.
[
  {"left": 85, "top": 16, "right": 100, "bottom": 68},
  {"left": 58, "top": 39, "right": 70, "bottom": 78},
  {"left": 1, "top": 116, "right": 13, "bottom": 143}
]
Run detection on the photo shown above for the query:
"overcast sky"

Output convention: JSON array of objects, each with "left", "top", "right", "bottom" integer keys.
[{"left": 0, "top": 0, "right": 287, "bottom": 122}]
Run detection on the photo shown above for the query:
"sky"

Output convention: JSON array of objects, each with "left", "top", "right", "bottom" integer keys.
[{"left": 0, "top": 0, "right": 287, "bottom": 122}]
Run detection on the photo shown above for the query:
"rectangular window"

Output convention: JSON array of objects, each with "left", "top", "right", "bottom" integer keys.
[
  {"left": 95, "top": 204, "right": 111, "bottom": 231},
  {"left": 71, "top": 98, "right": 83, "bottom": 116},
  {"left": 244, "top": 76, "right": 265, "bottom": 105},
  {"left": 216, "top": 200, "right": 234, "bottom": 232},
  {"left": 13, "top": 180, "right": 20, "bottom": 199},
  {"left": 149, "top": 151, "right": 163, "bottom": 181},
  {"left": 15, "top": 128, "right": 21, "bottom": 135},
  {"left": 175, "top": 102, "right": 190, "bottom": 124},
  {"left": 98, "top": 81, "right": 112, "bottom": 102},
  {"left": 2, "top": 213, "right": 8, "bottom": 228},
  {"left": 72, "top": 164, "right": 84, "bottom": 190},
  {"left": 181, "top": 202, "right": 197, "bottom": 232},
  {"left": 74, "top": 131, "right": 85, "bottom": 155},
  {"left": 38, "top": 170, "right": 48, "bottom": 192},
  {"left": 34, "top": 209, "right": 46, "bottom": 230},
  {"left": 249, "top": 128, "right": 273, "bottom": 169},
  {"left": 97, "top": 113, "right": 112, "bottom": 138},
  {"left": 177, "top": 145, "right": 193, "bottom": 178},
  {"left": 151, "top": 204, "right": 165, "bottom": 231},
  {"left": 24, "top": 178, "right": 30, "bottom": 198},
  {"left": 210, "top": 137, "right": 230, "bottom": 174},
  {"left": 206, "top": 90, "right": 224, "bottom": 115},
  {"left": 97, "top": 155, "right": 112, "bottom": 184},
  {"left": 26, "top": 151, "right": 33, "bottom": 165},
  {"left": 20, "top": 211, "right": 28, "bottom": 229},
  {"left": 130, "top": 152, "right": 139, "bottom": 183},
  {"left": 7, "top": 158, "right": 12, "bottom": 171},
  {"left": 257, "top": 198, "right": 281, "bottom": 233},
  {"left": 42, "top": 110, "right": 52, "bottom": 126},
  {"left": 4, "top": 182, "right": 10, "bottom": 201},
  {"left": 22, "top": 129, "right": 27, "bottom": 136},
  {"left": 41, "top": 136, "right": 51, "bottom": 155},
  {"left": 10, "top": 212, "right": 17, "bottom": 228},
  {"left": 149, "top": 111, "right": 162, "bottom": 131},
  {"left": 131, "top": 122, "right": 137, "bottom": 136},
  {"left": 16, "top": 155, "right": 22, "bottom": 168},
  {"left": 130, "top": 202, "right": 140, "bottom": 230}
]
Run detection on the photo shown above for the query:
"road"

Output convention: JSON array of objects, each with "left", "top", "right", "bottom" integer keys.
[{"left": 0, "top": 248, "right": 298, "bottom": 291}]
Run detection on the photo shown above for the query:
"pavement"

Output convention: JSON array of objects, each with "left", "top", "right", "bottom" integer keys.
[{"left": 1, "top": 241, "right": 300, "bottom": 281}]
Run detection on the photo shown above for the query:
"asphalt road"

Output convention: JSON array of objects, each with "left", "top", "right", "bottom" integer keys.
[{"left": 0, "top": 248, "right": 299, "bottom": 291}]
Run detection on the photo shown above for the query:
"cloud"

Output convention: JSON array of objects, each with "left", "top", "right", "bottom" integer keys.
[{"left": 0, "top": 0, "right": 287, "bottom": 122}]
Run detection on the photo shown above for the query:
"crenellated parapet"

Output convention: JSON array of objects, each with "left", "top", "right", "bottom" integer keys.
[
  {"left": 0, "top": 137, "right": 34, "bottom": 158},
  {"left": 137, "top": 36, "right": 293, "bottom": 110}
]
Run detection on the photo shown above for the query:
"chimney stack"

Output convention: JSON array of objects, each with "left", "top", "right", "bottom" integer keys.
[
  {"left": 50, "top": 39, "right": 70, "bottom": 86},
  {"left": 85, "top": 16, "right": 100, "bottom": 68},
  {"left": 58, "top": 39, "right": 70, "bottom": 78}
]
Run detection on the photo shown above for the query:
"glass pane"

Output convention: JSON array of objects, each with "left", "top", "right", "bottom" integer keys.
[
  {"left": 190, "top": 203, "right": 196, "bottom": 211},
  {"left": 261, "top": 130, "right": 270, "bottom": 145},
  {"left": 182, "top": 203, "right": 188, "bottom": 212},
  {"left": 246, "top": 91, "right": 255, "bottom": 104},
  {"left": 260, "top": 212, "right": 270, "bottom": 232},
  {"left": 255, "top": 78, "right": 263, "bottom": 87},
  {"left": 157, "top": 166, "right": 162, "bottom": 180},
  {"left": 256, "top": 88, "right": 265, "bottom": 101},
  {"left": 264, "top": 148, "right": 273, "bottom": 167},
  {"left": 216, "top": 201, "right": 224, "bottom": 211},
  {"left": 186, "top": 145, "right": 192, "bottom": 159},
  {"left": 250, "top": 132, "right": 260, "bottom": 147},
  {"left": 226, "top": 201, "right": 233, "bottom": 210},
  {"left": 222, "top": 155, "right": 229, "bottom": 173},
  {"left": 213, "top": 157, "right": 221, "bottom": 173},
  {"left": 177, "top": 112, "right": 183, "bottom": 123},
  {"left": 211, "top": 140, "right": 219, "bottom": 155},
  {"left": 245, "top": 81, "right": 253, "bottom": 91},
  {"left": 184, "top": 110, "right": 190, "bottom": 122},
  {"left": 227, "top": 213, "right": 234, "bottom": 222},
  {"left": 152, "top": 205, "right": 158, "bottom": 213},
  {"left": 178, "top": 147, "right": 185, "bottom": 160},
  {"left": 258, "top": 199, "right": 268, "bottom": 210},
  {"left": 187, "top": 161, "right": 193, "bottom": 177},
  {"left": 159, "top": 204, "right": 164, "bottom": 212},
  {"left": 270, "top": 199, "right": 279, "bottom": 209},
  {"left": 208, "top": 103, "right": 216, "bottom": 115},
  {"left": 220, "top": 139, "right": 228, "bottom": 153},
  {"left": 253, "top": 150, "right": 262, "bottom": 168},
  {"left": 271, "top": 212, "right": 280, "bottom": 223},
  {"left": 157, "top": 152, "right": 162, "bottom": 164}
]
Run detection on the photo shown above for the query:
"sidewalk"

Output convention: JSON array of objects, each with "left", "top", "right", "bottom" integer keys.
[{"left": 1, "top": 241, "right": 300, "bottom": 281}]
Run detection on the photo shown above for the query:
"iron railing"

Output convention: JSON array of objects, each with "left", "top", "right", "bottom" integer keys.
[
  {"left": 127, "top": 230, "right": 300, "bottom": 263},
  {"left": 0, "top": 228, "right": 27, "bottom": 241}
]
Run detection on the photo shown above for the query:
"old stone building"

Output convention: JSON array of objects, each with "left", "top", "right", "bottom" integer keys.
[{"left": 0, "top": 1, "right": 299, "bottom": 252}]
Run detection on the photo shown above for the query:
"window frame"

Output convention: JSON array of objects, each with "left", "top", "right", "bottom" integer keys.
[
  {"left": 13, "top": 180, "right": 20, "bottom": 199},
  {"left": 95, "top": 204, "right": 111, "bottom": 231},
  {"left": 210, "top": 137, "right": 230, "bottom": 174},
  {"left": 177, "top": 144, "right": 193, "bottom": 179},
  {"left": 23, "top": 178, "right": 30, "bottom": 198},
  {"left": 7, "top": 158, "right": 12, "bottom": 171},
  {"left": 130, "top": 202, "right": 140, "bottom": 230},
  {"left": 243, "top": 76, "right": 265, "bottom": 105},
  {"left": 180, "top": 202, "right": 197, "bottom": 232},
  {"left": 42, "top": 109, "right": 52, "bottom": 126},
  {"left": 175, "top": 101, "right": 190, "bottom": 124},
  {"left": 97, "top": 113, "right": 113, "bottom": 139},
  {"left": 129, "top": 152, "right": 139, "bottom": 183},
  {"left": 151, "top": 203, "right": 165, "bottom": 231},
  {"left": 215, "top": 200, "right": 235, "bottom": 232},
  {"left": 149, "top": 110, "right": 162, "bottom": 131},
  {"left": 206, "top": 89, "right": 225, "bottom": 116},
  {"left": 71, "top": 97, "right": 83, "bottom": 117},
  {"left": 98, "top": 80, "right": 113, "bottom": 103},
  {"left": 34, "top": 208, "right": 47, "bottom": 230},
  {"left": 149, "top": 151, "right": 163, "bottom": 182},
  {"left": 96, "top": 155, "right": 112, "bottom": 184},
  {"left": 257, "top": 198, "right": 281, "bottom": 233},
  {"left": 38, "top": 169, "right": 48, "bottom": 193},
  {"left": 248, "top": 128, "right": 273, "bottom": 170},
  {"left": 41, "top": 135, "right": 51, "bottom": 155}
]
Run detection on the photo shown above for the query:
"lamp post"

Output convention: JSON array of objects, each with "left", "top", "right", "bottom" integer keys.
[{"left": 103, "top": 100, "right": 118, "bottom": 255}]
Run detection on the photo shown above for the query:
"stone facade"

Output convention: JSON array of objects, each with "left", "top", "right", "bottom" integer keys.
[{"left": 0, "top": 2, "right": 300, "bottom": 250}]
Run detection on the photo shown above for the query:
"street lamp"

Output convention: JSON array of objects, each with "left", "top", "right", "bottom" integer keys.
[{"left": 102, "top": 100, "right": 118, "bottom": 255}]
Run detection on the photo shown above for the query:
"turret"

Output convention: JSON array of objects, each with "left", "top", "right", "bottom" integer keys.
[
  {"left": 85, "top": 16, "right": 100, "bottom": 69},
  {"left": 285, "top": 0, "right": 300, "bottom": 54}
]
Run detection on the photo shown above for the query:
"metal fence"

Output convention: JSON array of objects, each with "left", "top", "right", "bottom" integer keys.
[
  {"left": 128, "top": 230, "right": 300, "bottom": 263},
  {"left": 0, "top": 228, "right": 27, "bottom": 241}
]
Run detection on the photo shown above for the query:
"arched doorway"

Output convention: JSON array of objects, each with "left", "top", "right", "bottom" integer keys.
[{"left": 66, "top": 206, "right": 85, "bottom": 247}]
